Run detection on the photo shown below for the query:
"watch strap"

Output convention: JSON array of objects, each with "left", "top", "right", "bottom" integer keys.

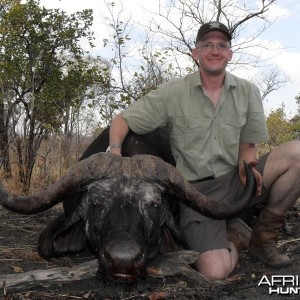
[{"left": 106, "top": 144, "right": 122, "bottom": 152}]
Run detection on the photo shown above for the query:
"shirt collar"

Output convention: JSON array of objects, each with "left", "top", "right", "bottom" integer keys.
[
  {"left": 193, "top": 70, "right": 236, "bottom": 90},
  {"left": 224, "top": 71, "right": 236, "bottom": 89}
]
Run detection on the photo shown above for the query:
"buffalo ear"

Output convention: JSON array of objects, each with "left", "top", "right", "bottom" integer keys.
[
  {"left": 159, "top": 198, "right": 185, "bottom": 253},
  {"left": 55, "top": 192, "right": 89, "bottom": 237},
  {"left": 53, "top": 200, "right": 89, "bottom": 254},
  {"left": 55, "top": 208, "right": 82, "bottom": 237},
  {"left": 160, "top": 194, "right": 184, "bottom": 244},
  {"left": 38, "top": 213, "right": 65, "bottom": 259},
  {"left": 54, "top": 219, "right": 87, "bottom": 254}
]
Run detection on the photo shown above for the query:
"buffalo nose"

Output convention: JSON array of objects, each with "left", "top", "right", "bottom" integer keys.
[{"left": 101, "top": 239, "right": 145, "bottom": 271}]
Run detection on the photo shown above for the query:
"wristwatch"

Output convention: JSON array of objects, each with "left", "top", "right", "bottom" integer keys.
[{"left": 106, "top": 144, "right": 122, "bottom": 152}]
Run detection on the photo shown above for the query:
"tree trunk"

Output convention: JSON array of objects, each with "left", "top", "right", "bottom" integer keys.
[{"left": 0, "top": 100, "right": 12, "bottom": 177}]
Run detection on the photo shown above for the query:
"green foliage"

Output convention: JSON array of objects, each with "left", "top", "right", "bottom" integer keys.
[
  {"left": 0, "top": 0, "right": 110, "bottom": 191},
  {"left": 266, "top": 105, "right": 296, "bottom": 149},
  {"left": 289, "top": 93, "right": 300, "bottom": 139},
  {"left": 296, "top": 93, "right": 300, "bottom": 115},
  {"left": 0, "top": 0, "right": 111, "bottom": 132},
  {"left": 102, "top": 2, "right": 183, "bottom": 119}
]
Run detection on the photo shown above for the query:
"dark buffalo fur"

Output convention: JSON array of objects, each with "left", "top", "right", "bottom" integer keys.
[
  {"left": 8, "top": 126, "right": 256, "bottom": 281},
  {"left": 80, "top": 127, "right": 175, "bottom": 166},
  {"left": 37, "top": 126, "right": 181, "bottom": 280},
  {"left": 38, "top": 177, "right": 184, "bottom": 280}
]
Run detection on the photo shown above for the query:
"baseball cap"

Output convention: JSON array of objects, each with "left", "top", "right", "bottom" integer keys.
[{"left": 195, "top": 21, "right": 232, "bottom": 44}]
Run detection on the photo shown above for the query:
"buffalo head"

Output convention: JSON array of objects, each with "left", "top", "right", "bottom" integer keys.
[{"left": 0, "top": 153, "right": 256, "bottom": 281}]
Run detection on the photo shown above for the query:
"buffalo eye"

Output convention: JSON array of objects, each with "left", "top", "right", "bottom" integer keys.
[
  {"left": 146, "top": 197, "right": 161, "bottom": 211},
  {"left": 139, "top": 197, "right": 161, "bottom": 214},
  {"left": 137, "top": 182, "right": 162, "bottom": 212},
  {"left": 150, "top": 202, "right": 159, "bottom": 208}
]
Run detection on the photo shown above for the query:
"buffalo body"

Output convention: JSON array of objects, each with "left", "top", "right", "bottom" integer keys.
[{"left": 0, "top": 127, "right": 256, "bottom": 281}]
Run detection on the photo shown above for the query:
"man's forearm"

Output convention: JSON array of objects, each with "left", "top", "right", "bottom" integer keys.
[
  {"left": 238, "top": 143, "right": 258, "bottom": 166},
  {"left": 108, "top": 113, "right": 129, "bottom": 154}
]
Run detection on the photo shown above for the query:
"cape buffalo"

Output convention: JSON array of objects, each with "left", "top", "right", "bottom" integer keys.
[{"left": 0, "top": 127, "right": 256, "bottom": 281}]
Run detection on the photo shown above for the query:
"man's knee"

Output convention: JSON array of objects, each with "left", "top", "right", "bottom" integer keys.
[
  {"left": 194, "top": 247, "right": 237, "bottom": 280},
  {"left": 285, "top": 141, "right": 300, "bottom": 163},
  {"left": 276, "top": 141, "right": 300, "bottom": 164},
  {"left": 199, "top": 265, "right": 230, "bottom": 281},
  {"left": 274, "top": 141, "right": 300, "bottom": 182}
]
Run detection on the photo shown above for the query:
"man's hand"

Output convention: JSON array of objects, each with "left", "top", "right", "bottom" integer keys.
[{"left": 239, "top": 160, "right": 262, "bottom": 198}]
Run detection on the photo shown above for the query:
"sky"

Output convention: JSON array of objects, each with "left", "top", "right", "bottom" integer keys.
[{"left": 38, "top": 0, "right": 300, "bottom": 118}]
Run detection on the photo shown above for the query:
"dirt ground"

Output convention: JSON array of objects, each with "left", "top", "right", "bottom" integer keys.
[{"left": 0, "top": 202, "right": 300, "bottom": 300}]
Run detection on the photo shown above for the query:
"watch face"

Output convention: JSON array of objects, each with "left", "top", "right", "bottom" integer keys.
[{"left": 106, "top": 146, "right": 111, "bottom": 152}]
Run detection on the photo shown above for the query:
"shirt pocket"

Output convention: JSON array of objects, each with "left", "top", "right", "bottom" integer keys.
[
  {"left": 223, "top": 114, "right": 246, "bottom": 146},
  {"left": 173, "top": 116, "right": 211, "bottom": 150}
]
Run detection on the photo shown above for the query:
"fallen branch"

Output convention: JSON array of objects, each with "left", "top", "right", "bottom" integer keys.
[
  {"left": 0, "top": 251, "right": 211, "bottom": 293},
  {"left": 0, "top": 259, "right": 98, "bottom": 292}
]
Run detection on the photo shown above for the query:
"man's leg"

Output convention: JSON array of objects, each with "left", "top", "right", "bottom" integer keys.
[
  {"left": 181, "top": 216, "right": 238, "bottom": 280},
  {"left": 181, "top": 169, "right": 254, "bottom": 280},
  {"left": 194, "top": 244, "right": 238, "bottom": 280},
  {"left": 249, "top": 141, "right": 300, "bottom": 267}
]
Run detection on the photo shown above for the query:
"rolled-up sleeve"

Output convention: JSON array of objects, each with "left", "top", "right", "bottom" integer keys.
[
  {"left": 240, "top": 84, "right": 269, "bottom": 144},
  {"left": 122, "top": 84, "right": 170, "bottom": 134}
]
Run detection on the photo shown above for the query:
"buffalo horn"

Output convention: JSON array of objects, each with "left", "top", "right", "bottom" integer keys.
[{"left": 0, "top": 153, "right": 255, "bottom": 218}]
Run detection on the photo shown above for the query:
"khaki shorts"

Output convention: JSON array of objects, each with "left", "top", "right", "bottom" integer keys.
[{"left": 179, "top": 153, "right": 270, "bottom": 254}]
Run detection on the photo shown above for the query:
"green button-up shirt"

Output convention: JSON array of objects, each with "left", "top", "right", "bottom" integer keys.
[{"left": 123, "top": 71, "right": 269, "bottom": 181}]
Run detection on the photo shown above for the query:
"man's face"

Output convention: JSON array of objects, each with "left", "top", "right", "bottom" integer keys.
[{"left": 192, "top": 31, "right": 233, "bottom": 76}]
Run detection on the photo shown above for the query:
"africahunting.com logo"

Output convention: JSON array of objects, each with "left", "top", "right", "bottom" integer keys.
[{"left": 258, "top": 275, "right": 300, "bottom": 295}]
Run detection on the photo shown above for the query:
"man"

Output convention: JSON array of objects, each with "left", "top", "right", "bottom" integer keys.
[{"left": 107, "top": 21, "right": 300, "bottom": 280}]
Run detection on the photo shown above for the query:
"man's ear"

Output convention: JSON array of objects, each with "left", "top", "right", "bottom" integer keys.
[
  {"left": 228, "top": 48, "right": 233, "bottom": 61},
  {"left": 192, "top": 47, "right": 199, "bottom": 63}
]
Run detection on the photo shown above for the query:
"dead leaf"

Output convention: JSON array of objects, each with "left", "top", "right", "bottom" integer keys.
[
  {"left": 24, "top": 251, "right": 43, "bottom": 261},
  {"left": 148, "top": 291, "right": 168, "bottom": 300},
  {"left": 12, "top": 266, "right": 24, "bottom": 273},
  {"left": 227, "top": 274, "right": 243, "bottom": 282}
]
